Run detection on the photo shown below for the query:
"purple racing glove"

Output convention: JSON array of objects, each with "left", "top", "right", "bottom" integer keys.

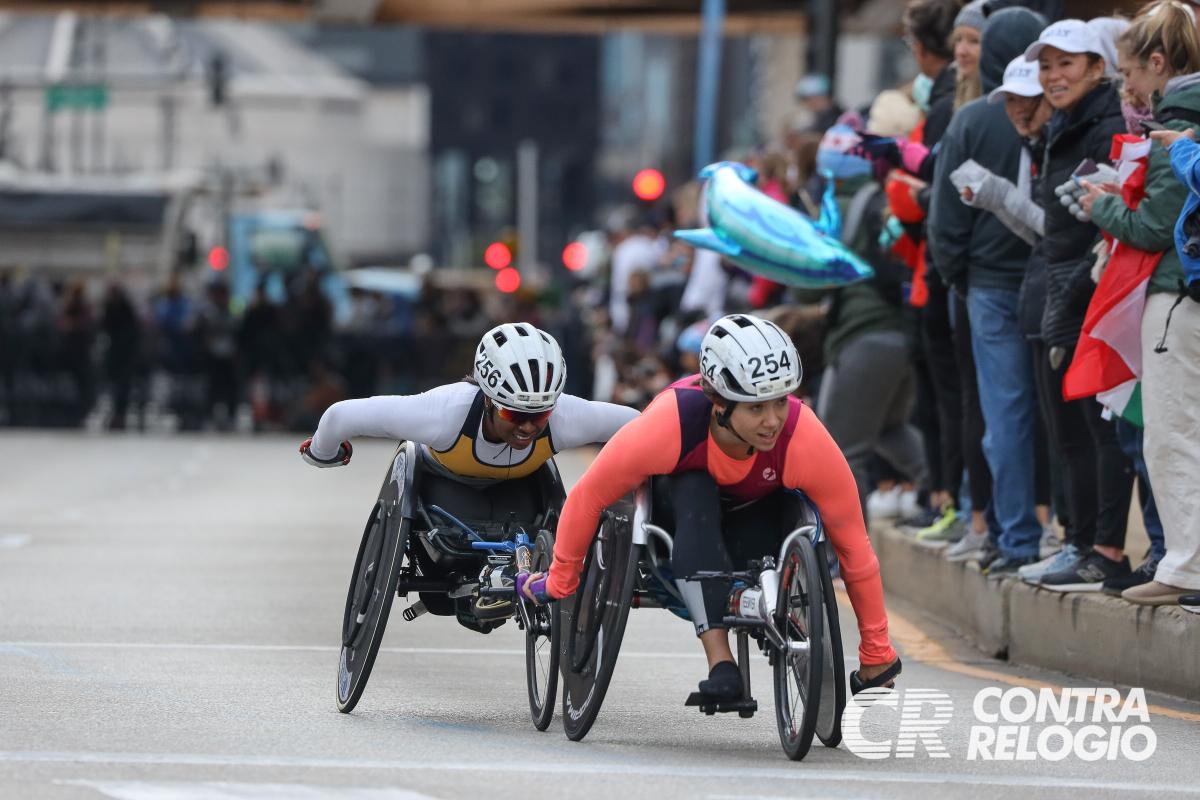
[{"left": 515, "top": 571, "right": 554, "bottom": 605}]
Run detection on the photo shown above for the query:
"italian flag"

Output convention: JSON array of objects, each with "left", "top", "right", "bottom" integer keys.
[{"left": 1063, "top": 135, "right": 1161, "bottom": 426}]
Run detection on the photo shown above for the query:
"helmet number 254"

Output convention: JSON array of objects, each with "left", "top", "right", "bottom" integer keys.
[{"left": 749, "top": 351, "right": 791, "bottom": 379}]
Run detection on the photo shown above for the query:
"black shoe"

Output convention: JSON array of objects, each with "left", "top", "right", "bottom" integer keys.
[
  {"left": 977, "top": 539, "right": 1001, "bottom": 571},
  {"left": 472, "top": 594, "right": 514, "bottom": 621},
  {"left": 698, "top": 660, "right": 742, "bottom": 699},
  {"left": 984, "top": 554, "right": 1038, "bottom": 579},
  {"left": 1102, "top": 556, "right": 1159, "bottom": 596},
  {"left": 850, "top": 657, "right": 903, "bottom": 696},
  {"left": 455, "top": 598, "right": 504, "bottom": 633},
  {"left": 898, "top": 507, "right": 940, "bottom": 531},
  {"left": 1041, "top": 551, "right": 1131, "bottom": 593}
]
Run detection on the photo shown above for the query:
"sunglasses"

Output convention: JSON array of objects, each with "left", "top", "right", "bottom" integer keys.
[{"left": 494, "top": 405, "right": 554, "bottom": 426}]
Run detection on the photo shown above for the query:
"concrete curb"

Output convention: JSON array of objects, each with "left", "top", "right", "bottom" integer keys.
[{"left": 871, "top": 525, "right": 1200, "bottom": 702}]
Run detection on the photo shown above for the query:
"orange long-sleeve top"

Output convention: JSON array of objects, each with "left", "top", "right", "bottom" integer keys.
[{"left": 547, "top": 383, "right": 897, "bottom": 666}]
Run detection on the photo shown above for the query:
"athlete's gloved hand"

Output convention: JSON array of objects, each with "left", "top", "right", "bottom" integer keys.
[
  {"left": 515, "top": 571, "right": 554, "bottom": 605},
  {"left": 299, "top": 437, "right": 353, "bottom": 468}
]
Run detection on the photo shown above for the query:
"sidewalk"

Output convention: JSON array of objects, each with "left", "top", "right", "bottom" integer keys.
[{"left": 870, "top": 524, "right": 1200, "bottom": 702}]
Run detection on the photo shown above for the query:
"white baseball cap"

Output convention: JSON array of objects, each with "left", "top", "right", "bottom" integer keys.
[
  {"left": 1024, "top": 19, "right": 1104, "bottom": 63},
  {"left": 988, "top": 56, "right": 1043, "bottom": 104}
]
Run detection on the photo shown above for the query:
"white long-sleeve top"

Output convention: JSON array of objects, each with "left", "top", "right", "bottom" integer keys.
[{"left": 310, "top": 382, "right": 639, "bottom": 483}]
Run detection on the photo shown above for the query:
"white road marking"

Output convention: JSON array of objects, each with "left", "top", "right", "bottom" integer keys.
[
  {"left": 3, "top": 751, "right": 1195, "bottom": 793},
  {"left": 0, "top": 534, "right": 31, "bottom": 549},
  {"left": 0, "top": 641, "right": 859, "bottom": 667},
  {"left": 64, "top": 781, "right": 440, "bottom": 800}
]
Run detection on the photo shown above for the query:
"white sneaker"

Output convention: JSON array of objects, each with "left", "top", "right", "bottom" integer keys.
[
  {"left": 1019, "top": 543, "right": 1080, "bottom": 584},
  {"left": 1038, "top": 526, "right": 1062, "bottom": 560},
  {"left": 945, "top": 529, "right": 988, "bottom": 562},
  {"left": 867, "top": 486, "right": 902, "bottom": 521},
  {"left": 899, "top": 490, "right": 921, "bottom": 519}
]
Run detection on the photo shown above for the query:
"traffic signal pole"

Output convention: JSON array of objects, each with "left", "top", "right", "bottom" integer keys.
[
  {"left": 692, "top": 0, "right": 725, "bottom": 175},
  {"left": 809, "top": 0, "right": 839, "bottom": 94}
]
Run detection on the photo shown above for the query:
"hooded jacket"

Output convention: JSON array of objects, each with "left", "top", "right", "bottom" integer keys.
[
  {"left": 924, "top": 62, "right": 959, "bottom": 150},
  {"left": 928, "top": 8, "right": 1044, "bottom": 292},
  {"left": 1039, "top": 81, "right": 1125, "bottom": 348},
  {"left": 1092, "top": 73, "right": 1200, "bottom": 296}
]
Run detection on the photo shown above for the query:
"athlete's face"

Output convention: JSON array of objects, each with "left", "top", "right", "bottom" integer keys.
[
  {"left": 729, "top": 397, "right": 790, "bottom": 451},
  {"left": 485, "top": 402, "right": 552, "bottom": 448}
]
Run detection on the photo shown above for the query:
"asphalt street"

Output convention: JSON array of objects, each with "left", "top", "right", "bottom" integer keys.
[{"left": 1, "top": 433, "right": 1198, "bottom": 800}]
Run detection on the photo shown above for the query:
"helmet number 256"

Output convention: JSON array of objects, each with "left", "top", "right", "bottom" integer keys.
[{"left": 475, "top": 357, "right": 501, "bottom": 389}]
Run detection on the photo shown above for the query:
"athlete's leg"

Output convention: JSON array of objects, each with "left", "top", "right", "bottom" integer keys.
[{"left": 668, "top": 471, "right": 731, "bottom": 639}]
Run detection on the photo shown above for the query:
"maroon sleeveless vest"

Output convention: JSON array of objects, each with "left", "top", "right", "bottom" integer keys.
[{"left": 667, "top": 375, "right": 801, "bottom": 505}]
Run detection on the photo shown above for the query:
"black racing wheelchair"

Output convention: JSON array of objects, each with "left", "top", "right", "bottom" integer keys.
[
  {"left": 558, "top": 481, "right": 847, "bottom": 760},
  {"left": 336, "top": 441, "right": 564, "bottom": 730}
]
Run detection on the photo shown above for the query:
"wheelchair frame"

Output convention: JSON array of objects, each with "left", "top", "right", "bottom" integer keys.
[
  {"left": 336, "top": 440, "right": 565, "bottom": 730},
  {"left": 558, "top": 481, "right": 847, "bottom": 759}
]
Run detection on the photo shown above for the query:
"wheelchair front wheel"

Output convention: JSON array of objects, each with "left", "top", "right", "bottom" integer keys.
[
  {"left": 773, "top": 534, "right": 824, "bottom": 760},
  {"left": 336, "top": 447, "right": 412, "bottom": 713},
  {"left": 526, "top": 530, "right": 561, "bottom": 731},
  {"left": 561, "top": 508, "right": 637, "bottom": 742}
]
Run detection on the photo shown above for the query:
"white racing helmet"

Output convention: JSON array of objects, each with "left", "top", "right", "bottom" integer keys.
[
  {"left": 473, "top": 323, "right": 567, "bottom": 412},
  {"left": 699, "top": 314, "right": 802, "bottom": 403}
]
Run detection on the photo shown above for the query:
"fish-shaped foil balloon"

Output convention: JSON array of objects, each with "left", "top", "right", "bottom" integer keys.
[{"left": 674, "top": 161, "right": 874, "bottom": 289}]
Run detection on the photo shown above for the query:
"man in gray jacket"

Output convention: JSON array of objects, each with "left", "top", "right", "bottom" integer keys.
[{"left": 928, "top": 7, "right": 1046, "bottom": 575}]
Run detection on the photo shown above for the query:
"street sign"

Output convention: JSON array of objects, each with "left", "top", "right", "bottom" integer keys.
[{"left": 45, "top": 84, "right": 108, "bottom": 112}]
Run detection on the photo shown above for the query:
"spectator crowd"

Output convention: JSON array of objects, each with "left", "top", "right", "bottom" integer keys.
[
  {"left": 0, "top": 268, "right": 554, "bottom": 434},
  {"left": 585, "top": 0, "right": 1200, "bottom": 613}
]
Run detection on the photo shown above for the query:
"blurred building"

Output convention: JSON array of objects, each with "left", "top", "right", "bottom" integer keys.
[{"left": 0, "top": 13, "right": 430, "bottom": 273}]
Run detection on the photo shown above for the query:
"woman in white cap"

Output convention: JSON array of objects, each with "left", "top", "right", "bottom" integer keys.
[
  {"left": 956, "top": 53, "right": 1054, "bottom": 243},
  {"left": 1026, "top": 20, "right": 1134, "bottom": 592}
]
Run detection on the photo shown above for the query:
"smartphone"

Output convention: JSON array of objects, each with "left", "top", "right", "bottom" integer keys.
[{"left": 1140, "top": 119, "right": 1166, "bottom": 133}]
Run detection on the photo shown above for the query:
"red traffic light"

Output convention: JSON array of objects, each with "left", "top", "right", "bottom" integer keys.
[
  {"left": 484, "top": 242, "right": 512, "bottom": 270},
  {"left": 208, "top": 245, "right": 230, "bottom": 271},
  {"left": 562, "top": 242, "right": 588, "bottom": 272},
  {"left": 632, "top": 169, "right": 665, "bottom": 202},
  {"left": 495, "top": 267, "right": 521, "bottom": 293}
]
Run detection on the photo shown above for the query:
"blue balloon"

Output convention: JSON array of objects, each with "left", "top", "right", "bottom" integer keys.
[{"left": 674, "top": 161, "right": 874, "bottom": 289}]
